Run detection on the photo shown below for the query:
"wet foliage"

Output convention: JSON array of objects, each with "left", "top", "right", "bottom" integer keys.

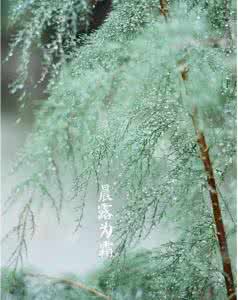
[{"left": 4, "top": 0, "right": 237, "bottom": 299}]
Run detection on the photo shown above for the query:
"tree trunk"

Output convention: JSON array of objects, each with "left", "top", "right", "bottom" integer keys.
[
  {"left": 178, "top": 57, "right": 236, "bottom": 299},
  {"left": 191, "top": 109, "right": 236, "bottom": 300}
]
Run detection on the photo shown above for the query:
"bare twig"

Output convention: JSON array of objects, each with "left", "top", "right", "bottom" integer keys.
[{"left": 5, "top": 196, "right": 36, "bottom": 269}]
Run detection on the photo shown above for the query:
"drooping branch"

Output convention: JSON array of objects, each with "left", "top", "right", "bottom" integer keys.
[{"left": 25, "top": 272, "right": 112, "bottom": 300}]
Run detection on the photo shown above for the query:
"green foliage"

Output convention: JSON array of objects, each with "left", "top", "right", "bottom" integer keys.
[
  {"left": 1, "top": 268, "right": 27, "bottom": 299},
  {"left": 99, "top": 245, "right": 227, "bottom": 300},
  {"left": 5, "top": 0, "right": 237, "bottom": 298},
  {"left": 1, "top": 268, "right": 96, "bottom": 300},
  {"left": 6, "top": 0, "right": 92, "bottom": 109},
  {"left": 7, "top": 0, "right": 236, "bottom": 109},
  {"left": 0, "top": 245, "right": 227, "bottom": 300}
]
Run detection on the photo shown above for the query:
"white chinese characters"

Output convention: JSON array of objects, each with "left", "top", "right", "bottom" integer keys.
[{"left": 98, "top": 184, "right": 113, "bottom": 258}]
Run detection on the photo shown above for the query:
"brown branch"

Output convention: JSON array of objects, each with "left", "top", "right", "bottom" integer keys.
[
  {"left": 160, "top": 0, "right": 169, "bottom": 20},
  {"left": 179, "top": 63, "right": 236, "bottom": 299},
  {"left": 25, "top": 272, "right": 112, "bottom": 300},
  {"left": 191, "top": 110, "right": 236, "bottom": 300},
  {"left": 178, "top": 62, "right": 236, "bottom": 299}
]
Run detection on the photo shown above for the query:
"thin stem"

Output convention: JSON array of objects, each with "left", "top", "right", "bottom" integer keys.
[{"left": 25, "top": 272, "right": 112, "bottom": 300}]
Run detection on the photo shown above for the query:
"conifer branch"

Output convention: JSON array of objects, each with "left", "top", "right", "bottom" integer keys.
[{"left": 25, "top": 272, "right": 112, "bottom": 300}]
